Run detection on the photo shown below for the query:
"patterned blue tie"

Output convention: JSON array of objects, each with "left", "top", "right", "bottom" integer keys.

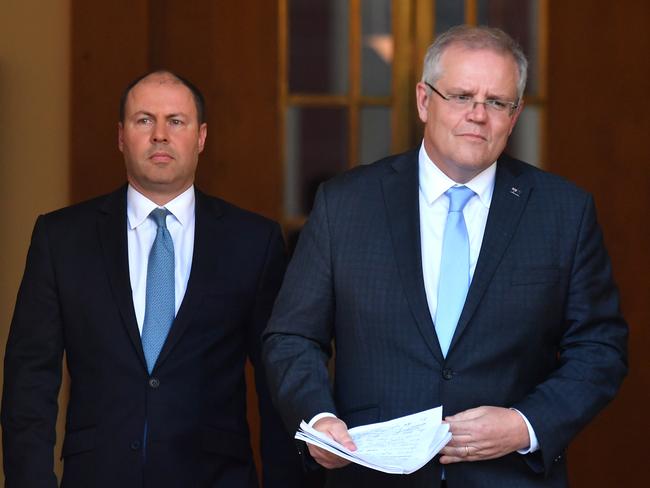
[
  {"left": 435, "top": 186, "right": 475, "bottom": 357},
  {"left": 141, "top": 208, "right": 175, "bottom": 373}
]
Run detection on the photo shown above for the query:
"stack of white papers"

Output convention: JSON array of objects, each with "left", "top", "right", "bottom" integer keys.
[{"left": 295, "top": 406, "right": 451, "bottom": 474}]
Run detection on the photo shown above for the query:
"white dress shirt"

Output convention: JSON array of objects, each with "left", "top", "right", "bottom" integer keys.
[
  {"left": 418, "top": 144, "right": 494, "bottom": 321},
  {"left": 127, "top": 184, "right": 195, "bottom": 334}
]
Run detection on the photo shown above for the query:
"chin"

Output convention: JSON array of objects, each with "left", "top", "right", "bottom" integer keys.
[{"left": 455, "top": 156, "right": 491, "bottom": 170}]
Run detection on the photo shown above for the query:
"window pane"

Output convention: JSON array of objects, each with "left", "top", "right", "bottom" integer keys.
[
  {"left": 477, "top": 0, "right": 540, "bottom": 96},
  {"left": 289, "top": 0, "right": 349, "bottom": 94},
  {"left": 285, "top": 107, "right": 349, "bottom": 216},
  {"left": 506, "top": 105, "right": 541, "bottom": 167},
  {"left": 435, "top": 0, "right": 464, "bottom": 36},
  {"left": 361, "top": 0, "right": 392, "bottom": 97},
  {"left": 360, "top": 106, "right": 391, "bottom": 164}
]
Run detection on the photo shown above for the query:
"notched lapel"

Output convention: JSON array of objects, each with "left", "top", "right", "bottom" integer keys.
[
  {"left": 381, "top": 153, "right": 443, "bottom": 363},
  {"left": 448, "top": 159, "right": 531, "bottom": 353},
  {"left": 97, "top": 187, "right": 147, "bottom": 369},
  {"left": 154, "top": 191, "right": 224, "bottom": 371}
]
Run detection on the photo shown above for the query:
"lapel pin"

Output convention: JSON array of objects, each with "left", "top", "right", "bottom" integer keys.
[{"left": 510, "top": 186, "right": 521, "bottom": 197}]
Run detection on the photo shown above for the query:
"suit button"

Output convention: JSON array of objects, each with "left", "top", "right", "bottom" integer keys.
[
  {"left": 130, "top": 440, "right": 141, "bottom": 451},
  {"left": 148, "top": 377, "right": 160, "bottom": 389},
  {"left": 442, "top": 368, "right": 454, "bottom": 380}
]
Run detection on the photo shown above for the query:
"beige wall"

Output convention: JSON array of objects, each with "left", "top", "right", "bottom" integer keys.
[{"left": 0, "top": 0, "right": 70, "bottom": 482}]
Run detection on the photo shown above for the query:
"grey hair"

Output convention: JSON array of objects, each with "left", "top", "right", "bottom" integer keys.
[{"left": 421, "top": 25, "right": 528, "bottom": 101}]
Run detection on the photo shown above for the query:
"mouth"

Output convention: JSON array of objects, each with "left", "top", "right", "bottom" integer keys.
[
  {"left": 149, "top": 151, "right": 174, "bottom": 162},
  {"left": 456, "top": 133, "right": 488, "bottom": 144}
]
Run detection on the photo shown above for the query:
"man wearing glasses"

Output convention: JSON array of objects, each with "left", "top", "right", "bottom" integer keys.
[{"left": 263, "top": 25, "right": 627, "bottom": 487}]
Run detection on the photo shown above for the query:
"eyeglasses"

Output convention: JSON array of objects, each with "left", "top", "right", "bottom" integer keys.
[{"left": 424, "top": 81, "right": 519, "bottom": 116}]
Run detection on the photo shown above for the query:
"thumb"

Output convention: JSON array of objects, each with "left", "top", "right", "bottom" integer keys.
[
  {"left": 330, "top": 423, "right": 357, "bottom": 451},
  {"left": 315, "top": 418, "right": 357, "bottom": 451}
]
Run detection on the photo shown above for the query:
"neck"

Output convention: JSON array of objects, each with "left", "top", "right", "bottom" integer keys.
[{"left": 128, "top": 181, "right": 192, "bottom": 206}]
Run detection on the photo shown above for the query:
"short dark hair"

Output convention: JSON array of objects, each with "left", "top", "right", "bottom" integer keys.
[{"left": 119, "top": 70, "right": 206, "bottom": 123}]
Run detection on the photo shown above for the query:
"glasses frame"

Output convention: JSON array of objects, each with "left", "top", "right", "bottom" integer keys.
[{"left": 424, "top": 81, "right": 519, "bottom": 116}]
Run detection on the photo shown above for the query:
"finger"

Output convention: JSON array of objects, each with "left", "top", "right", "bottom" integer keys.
[
  {"left": 446, "top": 420, "right": 476, "bottom": 437},
  {"left": 445, "top": 420, "right": 476, "bottom": 436},
  {"left": 445, "top": 440, "right": 492, "bottom": 459},
  {"left": 329, "top": 424, "right": 357, "bottom": 451},
  {"left": 314, "top": 418, "right": 357, "bottom": 451},
  {"left": 439, "top": 446, "right": 456, "bottom": 456},
  {"left": 307, "top": 445, "right": 351, "bottom": 469},
  {"left": 445, "top": 433, "right": 473, "bottom": 446},
  {"left": 439, "top": 454, "right": 463, "bottom": 464},
  {"left": 440, "top": 444, "right": 477, "bottom": 464}
]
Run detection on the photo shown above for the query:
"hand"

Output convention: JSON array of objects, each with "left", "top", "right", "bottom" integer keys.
[
  {"left": 308, "top": 417, "right": 357, "bottom": 469},
  {"left": 439, "top": 406, "right": 530, "bottom": 464}
]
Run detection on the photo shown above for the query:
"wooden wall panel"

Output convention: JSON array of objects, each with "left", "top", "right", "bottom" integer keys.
[
  {"left": 208, "top": 1, "right": 282, "bottom": 219},
  {"left": 147, "top": 1, "right": 282, "bottom": 220},
  {"left": 71, "top": 0, "right": 150, "bottom": 203},
  {"left": 547, "top": 2, "right": 649, "bottom": 486}
]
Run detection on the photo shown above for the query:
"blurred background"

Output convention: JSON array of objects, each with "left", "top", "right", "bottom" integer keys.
[{"left": 1, "top": 0, "right": 647, "bottom": 485}]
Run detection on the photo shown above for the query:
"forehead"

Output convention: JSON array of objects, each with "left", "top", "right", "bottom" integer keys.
[
  {"left": 438, "top": 45, "right": 519, "bottom": 93},
  {"left": 125, "top": 75, "right": 197, "bottom": 116}
]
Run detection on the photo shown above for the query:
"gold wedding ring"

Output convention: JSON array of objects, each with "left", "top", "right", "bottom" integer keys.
[{"left": 465, "top": 445, "right": 470, "bottom": 457}]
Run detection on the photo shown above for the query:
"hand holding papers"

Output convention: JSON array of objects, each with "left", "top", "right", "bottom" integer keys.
[{"left": 295, "top": 406, "right": 451, "bottom": 474}]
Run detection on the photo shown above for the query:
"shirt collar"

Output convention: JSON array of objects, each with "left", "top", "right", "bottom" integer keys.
[
  {"left": 127, "top": 185, "right": 195, "bottom": 230},
  {"left": 418, "top": 142, "right": 496, "bottom": 208}
]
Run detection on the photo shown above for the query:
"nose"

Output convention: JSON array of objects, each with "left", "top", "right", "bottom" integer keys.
[
  {"left": 151, "top": 123, "right": 169, "bottom": 144},
  {"left": 466, "top": 101, "right": 488, "bottom": 122}
]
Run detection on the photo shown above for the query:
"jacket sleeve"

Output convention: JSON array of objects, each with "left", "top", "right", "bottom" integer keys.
[
  {"left": 262, "top": 185, "right": 338, "bottom": 435},
  {"left": 246, "top": 221, "right": 304, "bottom": 487},
  {"left": 2, "top": 215, "right": 63, "bottom": 488},
  {"left": 512, "top": 194, "right": 628, "bottom": 474}
]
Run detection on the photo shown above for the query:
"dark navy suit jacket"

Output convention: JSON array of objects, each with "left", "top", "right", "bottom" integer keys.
[
  {"left": 263, "top": 150, "right": 628, "bottom": 487},
  {"left": 2, "top": 187, "right": 303, "bottom": 487}
]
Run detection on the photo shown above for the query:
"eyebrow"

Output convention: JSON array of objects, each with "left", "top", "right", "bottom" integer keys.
[
  {"left": 132, "top": 110, "right": 189, "bottom": 119},
  {"left": 444, "top": 86, "right": 515, "bottom": 100}
]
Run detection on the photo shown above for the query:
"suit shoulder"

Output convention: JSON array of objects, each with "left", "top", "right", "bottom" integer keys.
[
  {"left": 197, "top": 191, "right": 280, "bottom": 233},
  {"left": 322, "top": 149, "right": 417, "bottom": 193},
  {"left": 501, "top": 155, "right": 591, "bottom": 199},
  {"left": 38, "top": 187, "right": 125, "bottom": 226}
]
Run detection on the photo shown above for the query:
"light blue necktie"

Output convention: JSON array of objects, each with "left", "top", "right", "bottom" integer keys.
[
  {"left": 141, "top": 208, "right": 175, "bottom": 373},
  {"left": 435, "top": 186, "right": 475, "bottom": 357}
]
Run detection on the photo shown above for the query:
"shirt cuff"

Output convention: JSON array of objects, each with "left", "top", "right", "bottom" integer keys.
[
  {"left": 512, "top": 408, "right": 539, "bottom": 454},
  {"left": 308, "top": 412, "right": 337, "bottom": 428}
]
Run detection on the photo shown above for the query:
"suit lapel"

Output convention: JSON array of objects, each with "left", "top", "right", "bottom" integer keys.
[
  {"left": 448, "top": 157, "right": 531, "bottom": 352},
  {"left": 98, "top": 186, "right": 147, "bottom": 368},
  {"left": 382, "top": 152, "right": 444, "bottom": 364},
  {"left": 154, "top": 190, "right": 224, "bottom": 370}
]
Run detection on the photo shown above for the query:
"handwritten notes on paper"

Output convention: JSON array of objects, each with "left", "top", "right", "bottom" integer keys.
[{"left": 295, "top": 406, "right": 451, "bottom": 474}]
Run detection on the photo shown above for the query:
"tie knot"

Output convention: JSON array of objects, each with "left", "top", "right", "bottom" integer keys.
[
  {"left": 446, "top": 186, "right": 475, "bottom": 212},
  {"left": 150, "top": 208, "right": 170, "bottom": 229}
]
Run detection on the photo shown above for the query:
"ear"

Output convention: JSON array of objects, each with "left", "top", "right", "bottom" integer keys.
[
  {"left": 507, "top": 100, "right": 524, "bottom": 136},
  {"left": 415, "top": 82, "right": 431, "bottom": 123},
  {"left": 118, "top": 122, "right": 124, "bottom": 152},
  {"left": 197, "top": 123, "right": 207, "bottom": 153}
]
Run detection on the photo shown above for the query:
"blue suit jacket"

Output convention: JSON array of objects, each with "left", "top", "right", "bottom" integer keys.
[
  {"left": 263, "top": 150, "right": 628, "bottom": 487},
  {"left": 2, "top": 187, "right": 303, "bottom": 488}
]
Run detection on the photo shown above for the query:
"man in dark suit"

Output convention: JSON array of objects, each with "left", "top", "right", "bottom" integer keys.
[
  {"left": 2, "top": 70, "right": 302, "bottom": 487},
  {"left": 262, "top": 25, "right": 628, "bottom": 487}
]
